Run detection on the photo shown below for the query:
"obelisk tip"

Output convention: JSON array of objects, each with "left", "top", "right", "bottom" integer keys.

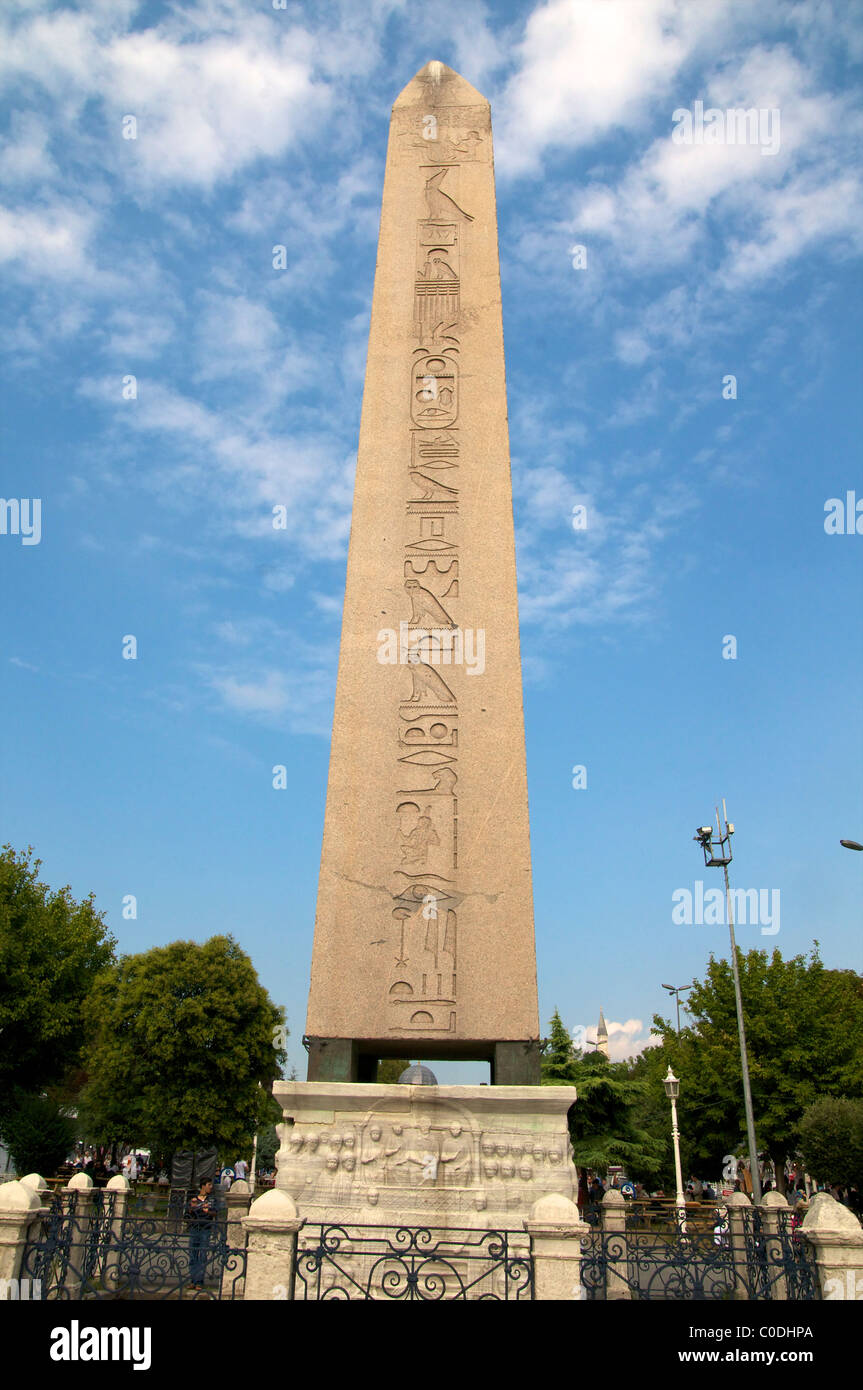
[{"left": 393, "top": 60, "right": 488, "bottom": 109}]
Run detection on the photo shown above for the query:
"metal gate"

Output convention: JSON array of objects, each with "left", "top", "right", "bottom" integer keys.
[
  {"left": 580, "top": 1205, "right": 819, "bottom": 1301},
  {"left": 21, "top": 1189, "right": 247, "bottom": 1301},
  {"left": 293, "top": 1222, "right": 533, "bottom": 1300}
]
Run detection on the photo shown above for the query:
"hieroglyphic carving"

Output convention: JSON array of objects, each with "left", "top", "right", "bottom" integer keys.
[
  {"left": 412, "top": 349, "right": 459, "bottom": 428},
  {"left": 423, "top": 166, "right": 474, "bottom": 223},
  {"left": 397, "top": 125, "right": 486, "bottom": 165},
  {"left": 385, "top": 127, "right": 477, "bottom": 1034},
  {"left": 415, "top": 224, "right": 459, "bottom": 339}
]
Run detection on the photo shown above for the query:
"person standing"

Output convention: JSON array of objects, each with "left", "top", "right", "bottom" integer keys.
[
  {"left": 234, "top": 1157, "right": 248, "bottom": 1182},
  {"left": 187, "top": 1178, "right": 217, "bottom": 1291}
]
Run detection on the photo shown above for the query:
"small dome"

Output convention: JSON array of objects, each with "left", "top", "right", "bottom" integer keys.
[{"left": 398, "top": 1063, "right": 438, "bottom": 1085}]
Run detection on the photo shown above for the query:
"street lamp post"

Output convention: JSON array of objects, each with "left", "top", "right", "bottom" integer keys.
[
  {"left": 661, "top": 982, "right": 694, "bottom": 1034},
  {"left": 663, "top": 1067, "right": 687, "bottom": 1234},
  {"left": 694, "top": 802, "right": 762, "bottom": 1203}
]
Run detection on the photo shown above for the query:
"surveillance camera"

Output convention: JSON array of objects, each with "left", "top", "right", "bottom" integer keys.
[{"left": 698, "top": 827, "right": 713, "bottom": 837}]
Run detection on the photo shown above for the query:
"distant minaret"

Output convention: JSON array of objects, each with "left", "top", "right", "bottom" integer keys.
[{"left": 596, "top": 1008, "right": 609, "bottom": 1058}]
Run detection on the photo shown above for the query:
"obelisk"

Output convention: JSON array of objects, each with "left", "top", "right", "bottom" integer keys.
[{"left": 305, "top": 60, "right": 540, "bottom": 1084}]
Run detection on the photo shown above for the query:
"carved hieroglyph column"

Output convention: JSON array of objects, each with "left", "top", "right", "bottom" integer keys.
[{"left": 306, "top": 61, "right": 539, "bottom": 1082}]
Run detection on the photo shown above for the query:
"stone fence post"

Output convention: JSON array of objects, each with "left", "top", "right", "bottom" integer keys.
[
  {"left": 226, "top": 1179, "right": 252, "bottom": 1298},
  {"left": 600, "top": 1189, "right": 630, "bottom": 1301},
  {"left": 524, "top": 1193, "right": 590, "bottom": 1301},
  {"left": 101, "top": 1173, "right": 130, "bottom": 1295},
  {"left": 0, "top": 1180, "right": 44, "bottom": 1298},
  {"left": 724, "top": 1192, "right": 752, "bottom": 1299},
  {"left": 242, "top": 1188, "right": 304, "bottom": 1301},
  {"left": 19, "top": 1173, "right": 51, "bottom": 1204},
  {"left": 800, "top": 1192, "right": 863, "bottom": 1300},
  {"left": 226, "top": 1179, "right": 252, "bottom": 1247},
  {"left": 758, "top": 1190, "right": 790, "bottom": 1301},
  {"left": 61, "top": 1172, "right": 98, "bottom": 1299}
]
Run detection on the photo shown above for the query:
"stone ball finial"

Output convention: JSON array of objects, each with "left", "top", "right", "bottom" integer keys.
[
  {"left": 19, "top": 1173, "right": 49, "bottom": 1194},
  {"left": 398, "top": 1063, "right": 438, "bottom": 1085},
  {"left": 0, "top": 1180, "right": 42, "bottom": 1213},
  {"left": 802, "top": 1191, "right": 863, "bottom": 1234},
  {"left": 248, "top": 1187, "right": 298, "bottom": 1221},
  {"left": 106, "top": 1174, "right": 130, "bottom": 1192},
  {"left": 760, "top": 1190, "right": 789, "bottom": 1209},
  {"left": 67, "top": 1172, "right": 94, "bottom": 1190},
  {"left": 530, "top": 1192, "right": 580, "bottom": 1223}
]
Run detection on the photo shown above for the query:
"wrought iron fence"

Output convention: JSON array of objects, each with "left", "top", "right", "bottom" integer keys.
[
  {"left": 741, "top": 1207, "right": 819, "bottom": 1302},
  {"left": 293, "top": 1223, "right": 533, "bottom": 1301},
  {"left": 21, "top": 1189, "right": 247, "bottom": 1301},
  {"left": 580, "top": 1206, "right": 819, "bottom": 1301}
]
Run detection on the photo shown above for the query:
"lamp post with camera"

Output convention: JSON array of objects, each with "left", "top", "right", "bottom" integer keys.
[{"left": 693, "top": 803, "right": 761, "bottom": 1202}]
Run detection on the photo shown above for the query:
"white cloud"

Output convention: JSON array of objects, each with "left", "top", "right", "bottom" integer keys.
[
  {"left": 602, "top": 1019, "right": 662, "bottom": 1062},
  {"left": 0, "top": 201, "right": 99, "bottom": 281},
  {"left": 495, "top": 0, "right": 734, "bottom": 175},
  {"left": 0, "top": 5, "right": 330, "bottom": 190}
]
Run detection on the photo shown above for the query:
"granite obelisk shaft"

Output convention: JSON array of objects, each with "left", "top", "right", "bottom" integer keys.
[{"left": 305, "top": 62, "right": 539, "bottom": 1081}]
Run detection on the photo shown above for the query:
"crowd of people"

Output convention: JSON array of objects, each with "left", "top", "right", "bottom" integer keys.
[
  {"left": 576, "top": 1163, "right": 861, "bottom": 1227},
  {"left": 55, "top": 1150, "right": 166, "bottom": 1187}
]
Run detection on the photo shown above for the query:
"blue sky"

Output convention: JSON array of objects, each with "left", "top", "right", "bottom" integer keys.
[{"left": 1, "top": 0, "right": 861, "bottom": 1083}]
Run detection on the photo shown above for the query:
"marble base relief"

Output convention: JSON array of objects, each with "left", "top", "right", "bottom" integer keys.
[{"left": 273, "top": 1081, "right": 578, "bottom": 1226}]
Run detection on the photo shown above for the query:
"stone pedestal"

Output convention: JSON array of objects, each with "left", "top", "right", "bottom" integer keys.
[
  {"left": 524, "top": 1194, "right": 590, "bottom": 1301},
  {"left": 0, "top": 1180, "right": 43, "bottom": 1290},
  {"left": 242, "top": 1190, "right": 304, "bottom": 1301},
  {"left": 272, "top": 1080, "right": 577, "bottom": 1228},
  {"left": 800, "top": 1192, "right": 863, "bottom": 1300}
]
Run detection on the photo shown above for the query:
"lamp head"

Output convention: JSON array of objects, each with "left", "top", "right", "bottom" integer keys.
[{"left": 663, "top": 1066, "right": 680, "bottom": 1099}]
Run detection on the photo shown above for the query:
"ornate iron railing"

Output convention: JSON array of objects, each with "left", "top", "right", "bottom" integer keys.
[
  {"left": 580, "top": 1207, "right": 819, "bottom": 1301},
  {"left": 21, "top": 1190, "right": 246, "bottom": 1301},
  {"left": 293, "top": 1223, "right": 533, "bottom": 1301},
  {"left": 741, "top": 1207, "right": 819, "bottom": 1302}
]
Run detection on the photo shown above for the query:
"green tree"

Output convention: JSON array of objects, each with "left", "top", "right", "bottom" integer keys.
[
  {"left": 2, "top": 1090, "right": 76, "bottom": 1177},
  {"left": 637, "top": 946, "right": 863, "bottom": 1191},
  {"left": 798, "top": 1098, "right": 863, "bottom": 1188},
  {"left": 255, "top": 1125, "right": 279, "bottom": 1170},
  {"left": 541, "top": 1009, "right": 578, "bottom": 1082},
  {"left": 0, "top": 846, "right": 116, "bottom": 1123},
  {"left": 377, "top": 1058, "right": 411, "bottom": 1083},
  {"left": 541, "top": 1012, "right": 663, "bottom": 1179},
  {"left": 567, "top": 1053, "right": 664, "bottom": 1178},
  {"left": 78, "top": 936, "right": 285, "bottom": 1158}
]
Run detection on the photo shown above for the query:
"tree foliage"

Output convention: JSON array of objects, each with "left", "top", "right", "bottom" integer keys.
[
  {"left": 632, "top": 945, "right": 863, "bottom": 1186},
  {"left": 798, "top": 1098, "right": 863, "bottom": 1188},
  {"left": 541, "top": 1009, "right": 580, "bottom": 1081},
  {"left": 541, "top": 1010, "right": 664, "bottom": 1176},
  {"left": 377, "top": 1058, "right": 411, "bottom": 1084},
  {"left": 2, "top": 1089, "right": 77, "bottom": 1177},
  {"left": 0, "top": 846, "right": 116, "bottom": 1123},
  {"left": 78, "top": 936, "right": 285, "bottom": 1158}
]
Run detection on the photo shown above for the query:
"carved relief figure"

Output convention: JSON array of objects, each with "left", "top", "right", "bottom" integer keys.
[
  {"left": 405, "top": 652, "right": 456, "bottom": 704},
  {"left": 439, "top": 1121, "right": 472, "bottom": 1186},
  {"left": 360, "top": 1122, "right": 386, "bottom": 1184},
  {"left": 383, "top": 1123, "right": 407, "bottom": 1185},
  {"left": 398, "top": 802, "right": 440, "bottom": 868},
  {"left": 405, "top": 578, "right": 456, "bottom": 629},
  {"left": 424, "top": 167, "right": 474, "bottom": 222},
  {"left": 404, "top": 1114, "right": 440, "bottom": 1183},
  {"left": 419, "top": 249, "right": 457, "bottom": 281}
]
